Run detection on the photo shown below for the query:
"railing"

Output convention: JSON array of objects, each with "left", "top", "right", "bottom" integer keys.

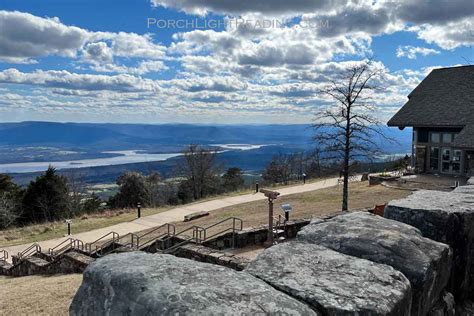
[
  {"left": 17, "top": 243, "right": 41, "bottom": 260},
  {"left": 85, "top": 232, "right": 119, "bottom": 253},
  {"left": 137, "top": 223, "right": 176, "bottom": 249},
  {"left": 198, "top": 217, "right": 243, "bottom": 248},
  {"left": 96, "top": 233, "right": 140, "bottom": 256},
  {"left": 0, "top": 250, "right": 8, "bottom": 261},
  {"left": 273, "top": 215, "right": 287, "bottom": 242},
  {"left": 48, "top": 238, "right": 84, "bottom": 258},
  {"left": 161, "top": 226, "right": 205, "bottom": 254}
]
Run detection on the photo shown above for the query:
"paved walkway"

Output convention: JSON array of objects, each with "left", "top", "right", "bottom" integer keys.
[{"left": 2, "top": 177, "right": 341, "bottom": 261}]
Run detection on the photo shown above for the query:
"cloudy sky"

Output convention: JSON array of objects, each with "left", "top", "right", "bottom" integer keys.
[{"left": 0, "top": 0, "right": 472, "bottom": 124}]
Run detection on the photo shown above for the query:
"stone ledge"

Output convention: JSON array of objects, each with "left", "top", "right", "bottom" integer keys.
[
  {"left": 385, "top": 190, "right": 474, "bottom": 300},
  {"left": 297, "top": 211, "right": 452, "bottom": 316},
  {"left": 175, "top": 244, "right": 251, "bottom": 271}
]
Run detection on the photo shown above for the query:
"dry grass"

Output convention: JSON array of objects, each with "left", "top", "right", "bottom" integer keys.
[
  {"left": 0, "top": 178, "right": 329, "bottom": 248},
  {"left": 0, "top": 183, "right": 411, "bottom": 316},
  {"left": 140, "top": 182, "right": 412, "bottom": 238},
  {"left": 0, "top": 274, "right": 83, "bottom": 315},
  {"left": 0, "top": 206, "right": 172, "bottom": 247}
]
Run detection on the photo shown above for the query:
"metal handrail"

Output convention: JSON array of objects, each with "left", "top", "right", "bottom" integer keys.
[
  {"left": 138, "top": 223, "right": 176, "bottom": 240},
  {"left": 138, "top": 232, "right": 170, "bottom": 250},
  {"left": 0, "top": 250, "right": 8, "bottom": 261},
  {"left": 97, "top": 233, "right": 140, "bottom": 256},
  {"left": 73, "top": 239, "right": 84, "bottom": 250},
  {"left": 49, "top": 238, "right": 84, "bottom": 257},
  {"left": 162, "top": 234, "right": 196, "bottom": 254},
  {"left": 48, "top": 238, "right": 76, "bottom": 257},
  {"left": 85, "top": 232, "right": 119, "bottom": 253},
  {"left": 160, "top": 225, "right": 204, "bottom": 251},
  {"left": 18, "top": 243, "right": 41, "bottom": 260},
  {"left": 198, "top": 217, "right": 244, "bottom": 248},
  {"left": 135, "top": 223, "right": 177, "bottom": 250}
]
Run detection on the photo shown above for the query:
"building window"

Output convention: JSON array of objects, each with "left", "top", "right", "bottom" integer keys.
[
  {"left": 442, "top": 133, "right": 453, "bottom": 144},
  {"left": 431, "top": 133, "right": 440, "bottom": 143},
  {"left": 430, "top": 147, "right": 440, "bottom": 171}
]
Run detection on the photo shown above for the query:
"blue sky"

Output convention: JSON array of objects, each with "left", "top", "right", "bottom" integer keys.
[{"left": 0, "top": 0, "right": 472, "bottom": 123}]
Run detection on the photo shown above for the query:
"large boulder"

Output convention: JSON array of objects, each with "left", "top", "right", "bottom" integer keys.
[
  {"left": 453, "top": 185, "right": 474, "bottom": 194},
  {"left": 385, "top": 190, "right": 474, "bottom": 300},
  {"left": 246, "top": 242, "right": 412, "bottom": 316},
  {"left": 70, "top": 252, "right": 317, "bottom": 316},
  {"left": 297, "top": 212, "right": 452, "bottom": 316}
]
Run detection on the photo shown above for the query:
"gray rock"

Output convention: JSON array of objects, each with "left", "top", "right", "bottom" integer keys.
[
  {"left": 453, "top": 185, "right": 474, "bottom": 194},
  {"left": 246, "top": 242, "right": 412, "bottom": 316},
  {"left": 467, "top": 177, "right": 474, "bottom": 186},
  {"left": 385, "top": 190, "right": 474, "bottom": 300},
  {"left": 456, "top": 300, "right": 474, "bottom": 316},
  {"left": 70, "top": 252, "right": 317, "bottom": 316},
  {"left": 428, "top": 291, "right": 455, "bottom": 316},
  {"left": 297, "top": 211, "right": 451, "bottom": 316}
]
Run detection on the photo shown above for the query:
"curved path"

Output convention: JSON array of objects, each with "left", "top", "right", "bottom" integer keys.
[{"left": 2, "top": 177, "right": 342, "bottom": 261}]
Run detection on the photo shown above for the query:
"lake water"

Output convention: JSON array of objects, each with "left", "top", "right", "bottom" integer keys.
[
  {"left": 0, "top": 150, "right": 182, "bottom": 174},
  {"left": 0, "top": 144, "right": 265, "bottom": 174}
]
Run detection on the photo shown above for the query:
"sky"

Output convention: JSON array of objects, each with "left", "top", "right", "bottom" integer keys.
[{"left": 0, "top": 0, "right": 473, "bottom": 124}]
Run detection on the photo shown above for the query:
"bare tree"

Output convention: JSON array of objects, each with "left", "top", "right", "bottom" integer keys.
[
  {"left": 313, "top": 60, "right": 388, "bottom": 211},
  {"left": 179, "top": 144, "right": 220, "bottom": 200},
  {"left": 0, "top": 192, "right": 20, "bottom": 228},
  {"left": 65, "top": 170, "right": 86, "bottom": 217}
]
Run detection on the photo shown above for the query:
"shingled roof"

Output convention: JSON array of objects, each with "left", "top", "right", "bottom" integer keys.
[
  {"left": 388, "top": 65, "right": 474, "bottom": 128},
  {"left": 453, "top": 124, "right": 474, "bottom": 148}
]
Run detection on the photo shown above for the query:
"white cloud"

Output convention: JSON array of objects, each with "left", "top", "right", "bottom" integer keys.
[
  {"left": 0, "top": 11, "right": 88, "bottom": 63},
  {"left": 0, "top": 10, "right": 166, "bottom": 64},
  {"left": 396, "top": 45, "right": 440, "bottom": 59},
  {"left": 150, "top": 0, "right": 337, "bottom": 16},
  {"left": 410, "top": 18, "right": 474, "bottom": 50},
  {"left": 82, "top": 42, "right": 113, "bottom": 63},
  {"left": 0, "top": 68, "right": 161, "bottom": 92}
]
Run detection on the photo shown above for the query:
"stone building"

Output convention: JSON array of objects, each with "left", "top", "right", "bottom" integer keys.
[{"left": 388, "top": 65, "right": 474, "bottom": 177}]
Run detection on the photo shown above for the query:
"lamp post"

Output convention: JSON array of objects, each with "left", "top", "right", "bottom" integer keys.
[
  {"left": 281, "top": 204, "right": 292, "bottom": 222},
  {"left": 260, "top": 189, "right": 280, "bottom": 246},
  {"left": 65, "top": 219, "right": 72, "bottom": 236},
  {"left": 137, "top": 202, "right": 141, "bottom": 219},
  {"left": 302, "top": 173, "right": 307, "bottom": 184}
]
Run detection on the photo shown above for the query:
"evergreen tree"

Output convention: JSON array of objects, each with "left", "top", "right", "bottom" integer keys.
[{"left": 22, "top": 166, "right": 69, "bottom": 223}]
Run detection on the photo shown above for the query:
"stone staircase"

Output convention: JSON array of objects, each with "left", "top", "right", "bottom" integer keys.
[{"left": 0, "top": 217, "right": 246, "bottom": 277}]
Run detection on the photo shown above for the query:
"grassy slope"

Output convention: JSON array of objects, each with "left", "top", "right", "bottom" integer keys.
[
  {"left": 0, "top": 183, "right": 412, "bottom": 316},
  {"left": 0, "top": 178, "right": 327, "bottom": 247}
]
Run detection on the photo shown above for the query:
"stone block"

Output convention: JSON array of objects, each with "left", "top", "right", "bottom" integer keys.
[
  {"left": 385, "top": 190, "right": 474, "bottom": 299},
  {"left": 246, "top": 242, "right": 412, "bottom": 316},
  {"left": 70, "top": 252, "right": 316, "bottom": 315},
  {"left": 297, "top": 211, "right": 452, "bottom": 316}
]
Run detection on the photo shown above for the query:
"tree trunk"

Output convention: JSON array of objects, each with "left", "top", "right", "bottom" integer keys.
[{"left": 342, "top": 104, "right": 351, "bottom": 211}]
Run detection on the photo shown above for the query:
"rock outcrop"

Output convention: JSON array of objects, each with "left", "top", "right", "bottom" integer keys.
[
  {"left": 453, "top": 185, "right": 474, "bottom": 194},
  {"left": 246, "top": 242, "right": 412, "bottom": 315},
  {"left": 70, "top": 252, "right": 317, "bottom": 316},
  {"left": 385, "top": 190, "right": 474, "bottom": 300},
  {"left": 297, "top": 211, "right": 452, "bottom": 316}
]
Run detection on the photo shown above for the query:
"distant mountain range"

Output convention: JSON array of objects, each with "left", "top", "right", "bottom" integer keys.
[
  {"left": 0, "top": 121, "right": 314, "bottom": 149},
  {"left": 0, "top": 121, "right": 411, "bottom": 151},
  {"left": 0, "top": 121, "right": 412, "bottom": 185}
]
